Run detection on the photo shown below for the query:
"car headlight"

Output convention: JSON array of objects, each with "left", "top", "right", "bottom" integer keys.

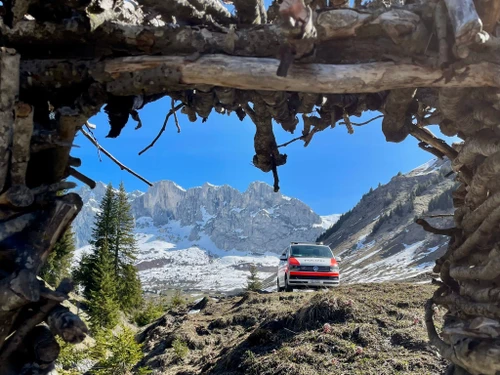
[
  {"left": 330, "top": 265, "right": 339, "bottom": 272},
  {"left": 289, "top": 265, "right": 300, "bottom": 271}
]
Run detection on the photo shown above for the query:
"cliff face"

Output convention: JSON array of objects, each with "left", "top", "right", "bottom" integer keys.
[{"left": 74, "top": 180, "right": 335, "bottom": 254}]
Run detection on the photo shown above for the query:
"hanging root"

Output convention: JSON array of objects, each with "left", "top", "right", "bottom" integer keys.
[{"left": 415, "top": 218, "right": 457, "bottom": 236}]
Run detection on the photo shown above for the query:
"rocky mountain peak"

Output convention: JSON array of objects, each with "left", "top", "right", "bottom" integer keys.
[{"left": 73, "top": 179, "right": 336, "bottom": 254}]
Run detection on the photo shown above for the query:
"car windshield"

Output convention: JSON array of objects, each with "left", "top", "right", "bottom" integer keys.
[{"left": 291, "top": 245, "right": 333, "bottom": 258}]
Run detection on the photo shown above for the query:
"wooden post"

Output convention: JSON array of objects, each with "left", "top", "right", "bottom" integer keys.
[
  {"left": 443, "top": 0, "right": 483, "bottom": 46},
  {"left": 0, "top": 48, "right": 19, "bottom": 192}
]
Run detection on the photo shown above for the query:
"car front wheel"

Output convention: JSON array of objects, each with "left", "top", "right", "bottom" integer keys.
[
  {"left": 276, "top": 278, "right": 284, "bottom": 292},
  {"left": 284, "top": 276, "right": 293, "bottom": 292}
]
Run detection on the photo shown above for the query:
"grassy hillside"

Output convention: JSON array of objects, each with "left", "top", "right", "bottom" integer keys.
[{"left": 136, "top": 284, "right": 447, "bottom": 374}]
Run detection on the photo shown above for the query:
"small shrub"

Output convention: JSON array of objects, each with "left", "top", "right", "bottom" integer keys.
[
  {"left": 246, "top": 264, "right": 263, "bottom": 292},
  {"left": 90, "top": 325, "right": 146, "bottom": 375},
  {"left": 56, "top": 337, "right": 92, "bottom": 375},
  {"left": 172, "top": 338, "right": 189, "bottom": 361},
  {"left": 171, "top": 290, "right": 185, "bottom": 308},
  {"left": 133, "top": 298, "right": 166, "bottom": 326}
]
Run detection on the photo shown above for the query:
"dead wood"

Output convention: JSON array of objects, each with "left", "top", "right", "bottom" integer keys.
[
  {"left": 466, "top": 151, "right": 500, "bottom": 208},
  {"left": 102, "top": 55, "right": 500, "bottom": 94},
  {"left": 380, "top": 88, "right": 415, "bottom": 142},
  {"left": 2, "top": 1, "right": 500, "bottom": 373},
  {"left": 452, "top": 129, "right": 500, "bottom": 171},
  {"left": 415, "top": 218, "right": 457, "bottom": 236},
  {"left": 46, "top": 305, "right": 88, "bottom": 344},
  {"left": 80, "top": 127, "right": 153, "bottom": 186},
  {"left": 462, "top": 192, "right": 500, "bottom": 235},
  {"left": 0, "top": 279, "right": 73, "bottom": 364},
  {"left": 0, "top": 48, "right": 20, "bottom": 193},
  {"left": 450, "top": 205, "right": 500, "bottom": 262},
  {"left": 408, "top": 124, "right": 458, "bottom": 161},
  {"left": 443, "top": 0, "right": 482, "bottom": 47},
  {"left": 450, "top": 247, "right": 500, "bottom": 281}
]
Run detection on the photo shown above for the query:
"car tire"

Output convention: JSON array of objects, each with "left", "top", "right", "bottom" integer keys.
[
  {"left": 276, "top": 278, "right": 284, "bottom": 292},
  {"left": 284, "top": 276, "right": 293, "bottom": 292}
]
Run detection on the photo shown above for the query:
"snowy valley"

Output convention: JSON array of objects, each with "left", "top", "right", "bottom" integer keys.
[{"left": 71, "top": 157, "right": 453, "bottom": 293}]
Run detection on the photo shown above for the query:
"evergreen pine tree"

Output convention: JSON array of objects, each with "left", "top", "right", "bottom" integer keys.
[
  {"left": 118, "top": 264, "right": 143, "bottom": 312},
  {"left": 40, "top": 226, "right": 76, "bottom": 287},
  {"left": 74, "top": 183, "right": 118, "bottom": 299},
  {"left": 92, "top": 183, "right": 118, "bottom": 251},
  {"left": 114, "top": 182, "right": 142, "bottom": 311},
  {"left": 113, "top": 182, "right": 138, "bottom": 270},
  {"left": 245, "top": 264, "right": 263, "bottom": 292},
  {"left": 88, "top": 241, "right": 120, "bottom": 331}
]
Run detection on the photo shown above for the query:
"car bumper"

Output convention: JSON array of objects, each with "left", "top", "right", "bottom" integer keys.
[{"left": 288, "top": 272, "right": 340, "bottom": 286}]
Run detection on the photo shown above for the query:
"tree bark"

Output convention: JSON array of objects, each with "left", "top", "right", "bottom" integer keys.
[
  {"left": 443, "top": 0, "right": 483, "bottom": 46},
  {"left": 102, "top": 55, "right": 500, "bottom": 94}
]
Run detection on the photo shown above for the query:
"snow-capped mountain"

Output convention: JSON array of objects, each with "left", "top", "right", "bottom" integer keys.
[{"left": 72, "top": 180, "right": 339, "bottom": 293}]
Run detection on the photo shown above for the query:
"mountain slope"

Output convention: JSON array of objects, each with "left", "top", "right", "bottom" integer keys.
[
  {"left": 137, "top": 284, "right": 446, "bottom": 374},
  {"left": 318, "top": 158, "right": 455, "bottom": 283}
]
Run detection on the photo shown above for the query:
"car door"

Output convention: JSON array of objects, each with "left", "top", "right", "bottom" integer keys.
[{"left": 278, "top": 247, "right": 288, "bottom": 284}]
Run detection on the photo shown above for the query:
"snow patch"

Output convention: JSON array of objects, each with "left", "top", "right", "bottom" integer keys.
[{"left": 316, "top": 214, "right": 341, "bottom": 229}]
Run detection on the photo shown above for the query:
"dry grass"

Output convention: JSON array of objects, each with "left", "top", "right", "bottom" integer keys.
[{"left": 136, "top": 284, "right": 447, "bottom": 375}]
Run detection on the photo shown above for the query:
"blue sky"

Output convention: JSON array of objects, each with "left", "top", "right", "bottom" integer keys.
[{"left": 73, "top": 97, "right": 458, "bottom": 216}]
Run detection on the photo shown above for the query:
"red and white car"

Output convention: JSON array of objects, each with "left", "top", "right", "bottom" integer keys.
[{"left": 277, "top": 242, "right": 340, "bottom": 292}]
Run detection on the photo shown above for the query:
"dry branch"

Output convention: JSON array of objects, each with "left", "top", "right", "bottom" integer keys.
[
  {"left": 415, "top": 219, "right": 456, "bottom": 236},
  {"left": 435, "top": 1, "right": 449, "bottom": 68},
  {"left": 138, "top": 102, "right": 184, "bottom": 157},
  {"left": 408, "top": 124, "right": 458, "bottom": 161},
  {"left": 434, "top": 291, "right": 500, "bottom": 320},
  {"left": 68, "top": 168, "right": 96, "bottom": 189},
  {"left": 80, "top": 127, "right": 153, "bottom": 187}
]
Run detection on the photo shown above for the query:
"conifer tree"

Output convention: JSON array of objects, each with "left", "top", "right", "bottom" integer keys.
[
  {"left": 114, "top": 182, "right": 142, "bottom": 311},
  {"left": 74, "top": 183, "right": 117, "bottom": 299},
  {"left": 119, "top": 264, "right": 143, "bottom": 312},
  {"left": 40, "top": 226, "right": 76, "bottom": 287},
  {"left": 88, "top": 241, "right": 120, "bottom": 331},
  {"left": 246, "top": 264, "right": 262, "bottom": 292},
  {"left": 113, "top": 182, "right": 138, "bottom": 271},
  {"left": 92, "top": 183, "right": 118, "bottom": 251}
]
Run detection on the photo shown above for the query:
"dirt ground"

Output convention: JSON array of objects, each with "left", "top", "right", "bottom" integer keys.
[{"left": 136, "top": 283, "right": 448, "bottom": 375}]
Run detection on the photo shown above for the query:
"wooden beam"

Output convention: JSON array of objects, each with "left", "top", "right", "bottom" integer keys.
[
  {"left": 102, "top": 55, "right": 500, "bottom": 94},
  {"left": 443, "top": 0, "right": 482, "bottom": 46}
]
